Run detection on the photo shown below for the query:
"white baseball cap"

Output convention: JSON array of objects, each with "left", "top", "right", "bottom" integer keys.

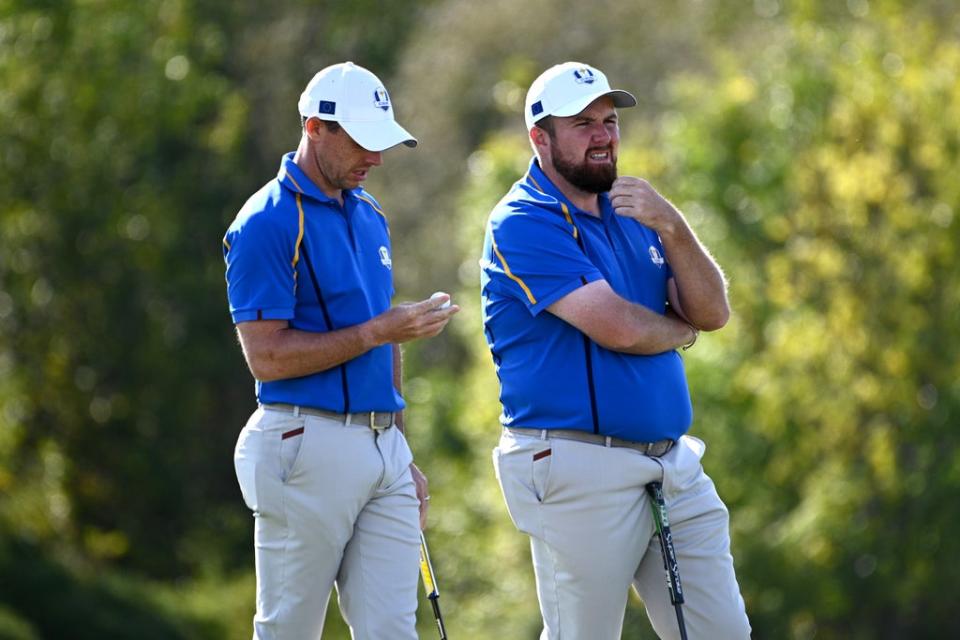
[
  {"left": 524, "top": 62, "right": 637, "bottom": 130},
  {"left": 298, "top": 61, "right": 417, "bottom": 152}
]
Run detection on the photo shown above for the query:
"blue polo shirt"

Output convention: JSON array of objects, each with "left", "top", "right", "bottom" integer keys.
[
  {"left": 480, "top": 158, "right": 692, "bottom": 442},
  {"left": 223, "top": 153, "right": 403, "bottom": 412}
]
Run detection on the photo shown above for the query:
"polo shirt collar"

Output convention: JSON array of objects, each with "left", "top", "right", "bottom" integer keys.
[
  {"left": 277, "top": 152, "right": 362, "bottom": 205},
  {"left": 525, "top": 158, "right": 612, "bottom": 219}
]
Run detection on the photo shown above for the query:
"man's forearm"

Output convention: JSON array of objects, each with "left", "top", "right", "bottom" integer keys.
[
  {"left": 608, "top": 176, "right": 728, "bottom": 329},
  {"left": 614, "top": 303, "right": 696, "bottom": 355},
  {"left": 240, "top": 321, "right": 381, "bottom": 382},
  {"left": 240, "top": 298, "right": 456, "bottom": 386},
  {"left": 659, "top": 219, "right": 729, "bottom": 330},
  {"left": 548, "top": 279, "right": 695, "bottom": 355}
]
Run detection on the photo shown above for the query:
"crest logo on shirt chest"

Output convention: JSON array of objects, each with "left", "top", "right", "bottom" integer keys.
[
  {"left": 649, "top": 246, "right": 665, "bottom": 267},
  {"left": 379, "top": 245, "right": 392, "bottom": 269}
]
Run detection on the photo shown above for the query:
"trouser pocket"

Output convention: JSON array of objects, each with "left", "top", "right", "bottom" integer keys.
[
  {"left": 531, "top": 446, "right": 553, "bottom": 502},
  {"left": 279, "top": 426, "right": 306, "bottom": 482},
  {"left": 493, "top": 433, "right": 554, "bottom": 537},
  {"left": 233, "top": 409, "right": 308, "bottom": 513}
]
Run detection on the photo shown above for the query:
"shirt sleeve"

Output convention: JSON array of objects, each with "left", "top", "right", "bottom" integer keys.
[
  {"left": 484, "top": 208, "right": 603, "bottom": 316},
  {"left": 224, "top": 209, "right": 299, "bottom": 324}
]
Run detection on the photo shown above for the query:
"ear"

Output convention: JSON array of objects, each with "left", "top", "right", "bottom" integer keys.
[
  {"left": 304, "top": 117, "right": 325, "bottom": 140},
  {"left": 530, "top": 126, "right": 549, "bottom": 152}
]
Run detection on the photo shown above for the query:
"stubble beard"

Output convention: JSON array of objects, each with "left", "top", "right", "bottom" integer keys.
[{"left": 313, "top": 144, "right": 365, "bottom": 192}]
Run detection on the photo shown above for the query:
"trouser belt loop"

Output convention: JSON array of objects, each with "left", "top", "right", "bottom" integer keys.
[
  {"left": 293, "top": 405, "right": 301, "bottom": 418},
  {"left": 604, "top": 436, "right": 613, "bottom": 448},
  {"left": 539, "top": 429, "right": 548, "bottom": 441}
]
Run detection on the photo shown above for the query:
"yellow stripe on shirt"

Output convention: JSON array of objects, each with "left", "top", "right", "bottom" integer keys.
[
  {"left": 355, "top": 194, "right": 386, "bottom": 218},
  {"left": 559, "top": 202, "right": 579, "bottom": 240},
  {"left": 355, "top": 194, "right": 390, "bottom": 236},
  {"left": 293, "top": 194, "right": 306, "bottom": 291},
  {"left": 491, "top": 235, "right": 537, "bottom": 305},
  {"left": 529, "top": 175, "right": 578, "bottom": 240},
  {"left": 285, "top": 170, "right": 306, "bottom": 194}
]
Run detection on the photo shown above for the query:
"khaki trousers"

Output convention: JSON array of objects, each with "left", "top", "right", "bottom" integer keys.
[
  {"left": 235, "top": 406, "right": 420, "bottom": 640},
  {"left": 494, "top": 430, "right": 751, "bottom": 640}
]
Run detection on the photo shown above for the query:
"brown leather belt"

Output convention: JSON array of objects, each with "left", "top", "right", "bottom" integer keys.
[
  {"left": 506, "top": 427, "right": 674, "bottom": 457},
  {"left": 264, "top": 403, "right": 394, "bottom": 429}
]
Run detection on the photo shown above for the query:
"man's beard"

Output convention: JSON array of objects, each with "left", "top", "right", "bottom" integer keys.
[{"left": 551, "top": 147, "right": 617, "bottom": 193}]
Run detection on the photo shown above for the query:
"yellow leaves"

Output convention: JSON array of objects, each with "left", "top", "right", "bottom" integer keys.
[
  {"left": 792, "top": 237, "right": 846, "bottom": 278},
  {"left": 766, "top": 311, "right": 829, "bottom": 361},
  {"left": 764, "top": 254, "right": 796, "bottom": 309},
  {"left": 876, "top": 117, "right": 903, "bottom": 147},
  {"left": 0, "top": 411, "right": 18, "bottom": 492},
  {"left": 865, "top": 420, "right": 898, "bottom": 495},
  {"left": 881, "top": 347, "right": 908, "bottom": 377},
  {"left": 776, "top": 460, "right": 861, "bottom": 567},
  {"left": 726, "top": 74, "right": 758, "bottom": 105},
  {"left": 761, "top": 213, "right": 792, "bottom": 243},
  {"left": 916, "top": 141, "right": 945, "bottom": 171},
  {"left": 617, "top": 145, "right": 667, "bottom": 180},
  {"left": 83, "top": 527, "right": 130, "bottom": 561},
  {"left": 0, "top": 439, "right": 72, "bottom": 542},
  {"left": 825, "top": 149, "right": 896, "bottom": 206},
  {"left": 763, "top": 238, "right": 849, "bottom": 309},
  {"left": 890, "top": 243, "right": 933, "bottom": 291},
  {"left": 206, "top": 92, "right": 248, "bottom": 156},
  {"left": 851, "top": 374, "right": 882, "bottom": 407}
]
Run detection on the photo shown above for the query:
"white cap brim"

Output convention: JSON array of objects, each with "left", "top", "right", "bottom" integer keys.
[
  {"left": 340, "top": 119, "right": 418, "bottom": 152},
  {"left": 535, "top": 89, "right": 637, "bottom": 127}
]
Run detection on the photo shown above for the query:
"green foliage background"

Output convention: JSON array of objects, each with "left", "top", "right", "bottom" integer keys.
[{"left": 1, "top": 1, "right": 958, "bottom": 638}]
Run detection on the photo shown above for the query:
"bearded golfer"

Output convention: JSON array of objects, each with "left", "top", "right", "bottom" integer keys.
[
  {"left": 481, "top": 62, "right": 751, "bottom": 639},
  {"left": 224, "top": 61, "right": 458, "bottom": 639}
]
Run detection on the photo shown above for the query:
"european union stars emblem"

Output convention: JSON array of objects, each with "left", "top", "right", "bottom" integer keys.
[
  {"left": 573, "top": 68, "right": 595, "bottom": 84},
  {"left": 373, "top": 87, "right": 390, "bottom": 111}
]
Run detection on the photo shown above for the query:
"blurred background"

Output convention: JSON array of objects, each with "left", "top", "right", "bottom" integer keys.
[{"left": 1, "top": 0, "right": 958, "bottom": 638}]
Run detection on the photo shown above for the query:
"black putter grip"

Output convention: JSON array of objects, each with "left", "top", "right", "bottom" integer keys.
[{"left": 430, "top": 595, "right": 448, "bottom": 639}]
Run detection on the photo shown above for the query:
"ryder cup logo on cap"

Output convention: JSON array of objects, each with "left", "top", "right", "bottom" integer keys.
[
  {"left": 373, "top": 87, "right": 391, "bottom": 111},
  {"left": 524, "top": 61, "right": 638, "bottom": 130},
  {"left": 573, "top": 67, "right": 596, "bottom": 84},
  {"left": 298, "top": 61, "right": 418, "bottom": 152}
]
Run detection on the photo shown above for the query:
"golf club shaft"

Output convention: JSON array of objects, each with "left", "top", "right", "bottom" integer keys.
[
  {"left": 646, "top": 481, "right": 688, "bottom": 640},
  {"left": 419, "top": 532, "right": 448, "bottom": 639}
]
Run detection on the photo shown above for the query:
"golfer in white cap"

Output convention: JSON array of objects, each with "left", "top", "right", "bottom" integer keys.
[
  {"left": 482, "top": 62, "right": 751, "bottom": 639},
  {"left": 224, "top": 61, "right": 458, "bottom": 639}
]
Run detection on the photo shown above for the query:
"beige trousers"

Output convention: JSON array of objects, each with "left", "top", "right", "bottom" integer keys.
[
  {"left": 494, "top": 430, "right": 751, "bottom": 640},
  {"left": 235, "top": 406, "right": 421, "bottom": 640}
]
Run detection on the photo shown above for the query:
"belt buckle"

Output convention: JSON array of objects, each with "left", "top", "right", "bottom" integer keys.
[
  {"left": 369, "top": 411, "right": 391, "bottom": 431},
  {"left": 649, "top": 440, "right": 671, "bottom": 457}
]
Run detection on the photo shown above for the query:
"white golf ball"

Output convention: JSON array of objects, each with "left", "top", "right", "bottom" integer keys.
[{"left": 430, "top": 291, "right": 452, "bottom": 309}]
